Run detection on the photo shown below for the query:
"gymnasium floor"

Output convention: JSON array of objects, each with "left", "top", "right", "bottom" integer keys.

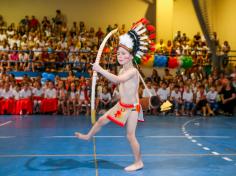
[{"left": 0, "top": 115, "right": 235, "bottom": 176}]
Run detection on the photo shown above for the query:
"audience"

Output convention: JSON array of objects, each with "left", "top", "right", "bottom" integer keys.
[{"left": 0, "top": 12, "right": 235, "bottom": 117}]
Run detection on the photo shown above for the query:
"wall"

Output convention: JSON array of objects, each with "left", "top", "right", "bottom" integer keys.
[
  {"left": 215, "top": 0, "right": 236, "bottom": 50},
  {"left": 156, "top": 0, "right": 203, "bottom": 42},
  {"left": 0, "top": 0, "right": 150, "bottom": 30},
  {"left": 156, "top": 0, "right": 217, "bottom": 43},
  {"left": 1, "top": 0, "right": 235, "bottom": 49},
  {"left": 156, "top": 0, "right": 173, "bottom": 41},
  {"left": 155, "top": 0, "right": 235, "bottom": 68},
  {"left": 172, "top": 0, "right": 203, "bottom": 38}
]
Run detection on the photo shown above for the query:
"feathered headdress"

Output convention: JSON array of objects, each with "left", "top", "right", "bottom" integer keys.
[{"left": 119, "top": 18, "right": 156, "bottom": 64}]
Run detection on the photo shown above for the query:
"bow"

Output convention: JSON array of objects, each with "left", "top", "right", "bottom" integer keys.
[{"left": 91, "top": 29, "right": 118, "bottom": 124}]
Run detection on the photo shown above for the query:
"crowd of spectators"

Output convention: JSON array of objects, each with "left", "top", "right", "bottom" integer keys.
[
  {"left": 0, "top": 65, "right": 235, "bottom": 117},
  {"left": 0, "top": 11, "right": 232, "bottom": 73},
  {"left": 156, "top": 31, "right": 231, "bottom": 67},
  {"left": 0, "top": 10, "right": 120, "bottom": 73},
  {"left": 0, "top": 11, "right": 235, "bottom": 117},
  {"left": 141, "top": 67, "right": 236, "bottom": 117}
]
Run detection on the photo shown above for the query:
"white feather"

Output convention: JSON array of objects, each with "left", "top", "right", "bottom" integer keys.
[
  {"left": 137, "top": 51, "right": 144, "bottom": 56},
  {"left": 135, "top": 53, "right": 142, "bottom": 58},
  {"left": 133, "top": 24, "right": 144, "bottom": 33},
  {"left": 137, "top": 28, "right": 147, "bottom": 35},
  {"left": 119, "top": 34, "right": 133, "bottom": 50},
  {"left": 140, "top": 41, "right": 148, "bottom": 45},
  {"left": 139, "top": 46, "right": 148, "bottom": 50},
  {"left": 140, "top": 35, "right": 148, "bottom": 40}
]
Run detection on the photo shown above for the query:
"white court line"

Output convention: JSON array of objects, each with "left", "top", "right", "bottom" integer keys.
[
  {"left": 43, "top": 136, "right": 76, "bottom": 138},
  {"left": 182, "top": 117, "right": 236, "bottom": 165},
  {"left": 182, "top": 117, "right": 202, "bottom": 130},
  {"left": 41, "top": 135, "right": 232, "bottom": 139},
  {"left": 222, "top": 157, "right": 233, "bottom": 162},
  {"left": 95, "top": 136, "right": 125, "bottom": 138},
  {"left": 0, "top": 136, "right": 15, "bottom": 139},
  {"left": 43, "top": 135, "right": 125, "bottom": 138},
  {"left": 203, "top": 147, "right": 210, "bottom": 151},
  {"left": 0, "top": 153, "right": 236, "bottom": 158},
  {"left": 0, "top": 121, "right": 12, "bottom": 127},
  {"left": 1, "top": 135, "right": 231, "bottom": 139},
  {"left": 145, "top": 136, "right": 230, "bottom": 138},
  {"left": 212, "top": 152, "right": 220, "bottom": 155}
]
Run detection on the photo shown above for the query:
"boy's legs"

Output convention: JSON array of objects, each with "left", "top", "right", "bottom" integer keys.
[
  {"left": 75, "top": 112, "right": 110, "bottom": 140},
  {"left": 72, "top": 99, "right": 76, "bottom": 115},
  {"left": 33, "top": 100, "right": 38, "bottom": 113},
  {"left": 125, "top": 111, "right": 143, "bottom": 171},
  {"left": 174, "top": 100, "right": 180, "bottom": 116}
]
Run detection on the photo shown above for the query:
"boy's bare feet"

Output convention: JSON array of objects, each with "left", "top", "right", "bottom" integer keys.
[
  {"left": 74, "top": 132, "right": 90, "bottom": 140},
  {"left": 124, "top": 160, "right": 144, "bottom": 172}
]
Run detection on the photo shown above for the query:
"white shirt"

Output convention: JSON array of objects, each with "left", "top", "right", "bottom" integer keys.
[
  {"left": 19, "top": 89, "right": 32, "bottom": 98},
  {"left": 58, "top": 89, "right": 67, "bottom": 98},
  {"left": 142, "top": 87, "right": 156, "bottom": 97},
  {"left": 2, "top": 89, "right": 13, "bottom": 99},
  {"left": 6, "top": 30, "right": 14, "bottom": 36},
  {"left": 33, "top": 47, "right": 42, "bottom": 57},
  {"left": 191, "top": 85, "right": 198, "bottom": 94},
  {"left": 8, "top": 38, "right": 15, "bottom": 49},
  {"left": 44, "top": 88, "right": 57, "bottom": 98},
  {"left": 206, "top": 91, "right": 218, "bottom": 102},
  {"left": 112, "top": 89, "right": 120, "bottom": 100},
  {"left": 32, "top": 88, "right": 43, "bottom": 97},
  {"left": 196, "top": 90, "right": 206, "bottom": 101},
  {"left": 100, "top": 92, "right": 111, "bottom": 101},
  {"left": 96, "top": 85, "right": 103, "bottom": 98},
  {"left": 183, "top": 91, "right": 193, "bottom": 102},
  {"left": 0, "top": 88, "right": 3, "bottom": 98},
  {"left": 19, "top": 53, "right": 29, "bottom": 62},
  {"left": 157, "top": 88, "right": 169, "bottom": 101},
  {"left": 20, "top": 41, "right": 28, "bottom": 50},
  {"left": 171, "top": 90, "right": 181, "bottom": 100},
  {"left": 0, "top": 33, "right": 7, "bottom": 41},
  {"left": 78, "top": 90, "right": 87, "bottom": 100},
  {"left": 69, "top": 91, "right": 77, "bottom": 99},
  {"left": 12, "top": 90, "right": 20, "bottom": 100},
  {"left": 36, "top": 40, "right": 45, "bottom": 47}
]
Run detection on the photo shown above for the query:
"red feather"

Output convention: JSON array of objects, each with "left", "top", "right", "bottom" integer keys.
[
  {"left": 150, "top": 47, "right": 155, "bottom": 52},
  {"left": 150, "top": 42, "right": 155, "bottom": 47},
  {"left": 149, "top": 33, "right": 156, "bottom": 39},
  {"left": 131, "top": 22, "right": 139, "bottom": 29},
  {"left": 147, "top": 25, "right": 155, "bottom": 32},
  {"left": 142, "top": 56, "right": 148, "bottom": 62},
  {"left": 140, "top": 18, "right": 149, "bottom": 24},
  {"left": 145, "top": 54, "right": 151, "bottom": 60}
]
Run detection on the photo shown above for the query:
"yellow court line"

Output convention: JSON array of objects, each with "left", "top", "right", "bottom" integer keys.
[{"left": 93, "top": 137, "right": 99, "bottom": 176}]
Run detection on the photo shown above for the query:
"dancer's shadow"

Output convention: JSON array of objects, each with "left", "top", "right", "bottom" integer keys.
[{"left": 25, "top": 157, "right": 123, "bottom": 171}]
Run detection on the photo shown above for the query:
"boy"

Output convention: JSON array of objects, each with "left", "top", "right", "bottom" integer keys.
[
  {"left": 182, "top": 85, "right": 194, "bottom": 116},
  {"left": 170, "top": 85, "right": 182, "bottom": 116},
  {"left": 75, "top": 18, "right": 156, "bottom": 171}
]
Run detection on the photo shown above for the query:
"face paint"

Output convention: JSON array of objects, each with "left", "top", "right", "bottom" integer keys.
[{"left": 117, "top": 47, "right": 132, "bottom": 65}]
